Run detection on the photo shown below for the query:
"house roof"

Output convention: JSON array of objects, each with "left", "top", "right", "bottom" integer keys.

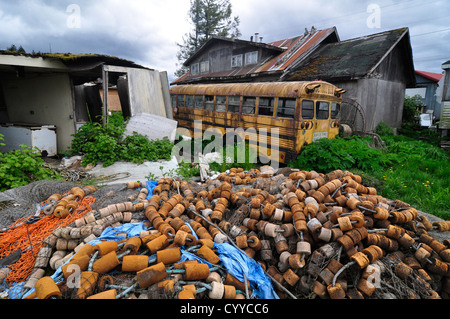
[
  {"left": 183, "top": 36, "right": 286, "bottom": 66},
  {"left": 415, "top": 70, "right": 444, "bottom": 82},
  {"left": 0, "top": 51, "right": 146, "bottom": 72},
  {"left": 172, "top": 27, "right": 339, "bottom": 85},
  {"left": 286, "top": 27, "right": 416, "bottom": 87}
]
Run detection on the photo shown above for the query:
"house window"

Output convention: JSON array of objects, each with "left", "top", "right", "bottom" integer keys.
[
  {"left": 228, "top": 96, "right": 241, "bottom": 113},
  {"left": 258, "top": 97, "right": 275, "bottom": 117},
  {"left": 245, "top": 51, "right": 258, "bottom": 65},
  {"left": 242, "top": 97, "right": 256, "bottom": 114},
  {"left": 200, "top": 61, "right": 209, "bottom": 73},
  {"left": 316, "top": 101, "right": 330, "bottom": 120},
  {"left": 191, "top": 63, "right": 199, "bottom": 75},
  {"left": 277, "top": 98, "right": 296, "bottom": 118},
  {"left": 331, "top": 103, "right": 341, "bottom": 119},
  {"left": 216, "top": 96, "right": 227, "bottom": 112},
  {"left": 231, "top": 54, "right": 243, "bottom": 68},
  {"left": 302, "top": 100, "right": 314, "bottom": 119},
  {"left": 205, "top": 95, "right": 214, "bottom": 110}
]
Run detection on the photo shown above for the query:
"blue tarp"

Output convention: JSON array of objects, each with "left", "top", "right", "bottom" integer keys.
[
  {"left": 215, "top": 243, "right": 279, "bottom": 299},
  {"left": 143, "top": 181, "right": 158, "bottom": 200},
  {"left": 17, "top": 221, "right": 278, "bottom": 299}
]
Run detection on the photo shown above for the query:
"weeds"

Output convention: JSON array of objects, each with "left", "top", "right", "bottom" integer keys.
[
  {"left": 67, "top": 112, "right": 174, "bottom": 167},
  {"left": 0, "top": 134, "right": 60, "bottom": 191}
]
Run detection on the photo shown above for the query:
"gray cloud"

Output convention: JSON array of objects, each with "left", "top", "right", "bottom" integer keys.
[{"left": 0, "top": 0, "right": 448, "bottom": 80}]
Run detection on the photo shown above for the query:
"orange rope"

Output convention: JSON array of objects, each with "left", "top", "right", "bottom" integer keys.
[{"left": 0, "top": 196, "right": 96, "bottom": 284}]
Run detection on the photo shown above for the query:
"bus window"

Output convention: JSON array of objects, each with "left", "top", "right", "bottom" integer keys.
[
  {"left": 171, "top": 95, "right": 177, "bottom": 108},
  {"left": 258, "top": 97, "right": 275, "bottom": 117},
  {"left": 242, "top": 97, "right": 256, "bottom": 114},
  {"left": 194, "top": 96, "right": 203, "bottom": 109},
  {"left": 228, "top": 96, "right": 240, "bottom": 113},
  {"left": 186, "top": 95, "right": 194, "bottom": 108},
  {"left": 302, "top": 100, "right": 314, "bottom": 119},
  {"left": 277, "top": 98, "right": 296, "bottom": 118},
  {"left": 177, "top": 95, "right": 185, "bottom": 108},
  {"left": 216, "top": 96, "right": 227, "bottom": 112},
  {"left": 316, "top": 101, "right": 330, "bottom": 120},
  {"left": 205, "top": 96, "right": 214, "bottom": 111},
  {"left": 331, "top": 103, "right": 341, "bottom": 119}
]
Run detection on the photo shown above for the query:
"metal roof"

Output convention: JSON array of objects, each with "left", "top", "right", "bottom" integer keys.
[
  {"left": 415, "top": 70, "right": 444, "bottom": 83},
  {"left": 0, "top": 51, "right": 147, "bottom": 71},
  {"left": 286, "top": 27, "right": 416, "bottom": 87}
]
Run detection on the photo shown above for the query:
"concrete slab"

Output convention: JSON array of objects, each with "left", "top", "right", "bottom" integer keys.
[
  {"left": 88, "top": 156, "right": 180, "bottom": 185},
  {"left": 124, "top": 113, "right": 178, "bottom": 143}
]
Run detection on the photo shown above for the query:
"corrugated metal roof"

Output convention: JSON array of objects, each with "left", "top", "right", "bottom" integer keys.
[
  {"left": 287, "top": 27, "right": 415, "bottom": 87},
  {"left": 415, "top": 70, "right": 444, "bottom": 83},
  {"left": 172, "top": 27, "right": 338, "bottom": 85}
]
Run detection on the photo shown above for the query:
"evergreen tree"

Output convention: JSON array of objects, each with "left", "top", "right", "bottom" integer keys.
[
  {"left": 5, "top": 44, "right": 26, "bottom": 54},
  {"left": 17, "top": 46, "right": 26, "bottom": 54},
  {"left": 175, "top": 0, "right": 241, "bottom": 77},
  {"left": 6, "top": 44, "right": 17, "bottom": 52}
]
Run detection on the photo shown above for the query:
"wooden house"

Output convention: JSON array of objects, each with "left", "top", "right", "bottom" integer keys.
[{"left": 173, "top": 27, "right": 416, "bottom": 133}]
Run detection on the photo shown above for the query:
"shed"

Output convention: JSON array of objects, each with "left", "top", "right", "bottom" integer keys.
[
  {"left": 406, "top": 70, "right": 443, "bottom": 120},
  {"left": 439, "top": 60, "right": 450, "bottom": 130},
  {"left": 286, "top": 27, "right": 416, "bottom": 132},
  {"left": 0, "top": 52, "right": 172, "bottom": 155}
]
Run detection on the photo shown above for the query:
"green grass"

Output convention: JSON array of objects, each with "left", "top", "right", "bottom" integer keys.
[{"left": 370, "top": 136, "right": 450, "bottom": 219}]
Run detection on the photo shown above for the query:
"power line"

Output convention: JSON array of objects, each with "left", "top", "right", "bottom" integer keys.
[
  {"left": 260, "top": 0, "right": 446, "bottom": 42},
  {"left": 411, "top": 27, "right": 450, "bottom": 37},
  {"left": 414, "top": 55, "right": 449, "bottom": 62}
]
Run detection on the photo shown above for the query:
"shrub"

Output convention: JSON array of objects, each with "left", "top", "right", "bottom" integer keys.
[
  {"left": 289, "top": 136, "right": 396, "bottom": 173},
  {"left": 67, "top": 112, "right": 175, "bottom": 167},
  {"left": 403, "top": 95, "right": 423, "bottom": 124},
  {"left": 375, "top": 121, "right": 395, "bottom": 137},
  {"left": 0, "top": 144, "right": 58, "bottom": 192}
]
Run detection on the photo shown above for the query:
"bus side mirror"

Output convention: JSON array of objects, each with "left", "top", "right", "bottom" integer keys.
[
  {"left": 306, "top": 84, "right": 321, "bottom": 94},
  {"left": 335, "top": 88, "right": 346, "bottom": 97}
]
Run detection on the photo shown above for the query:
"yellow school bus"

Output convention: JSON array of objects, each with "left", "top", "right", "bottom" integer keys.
[{"left": 170, "top": 81, "right": 345, "bottom": 164}]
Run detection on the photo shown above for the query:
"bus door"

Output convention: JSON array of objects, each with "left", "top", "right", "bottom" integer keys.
[
  {"left": 330, "top": 101, "right": 342, "bottom": 139},
  {"left": 313, "top": 101, "right": 332, "bottom": 142},
  {"left": 297, "top": 99, "right": 315, "bottom": 151}
]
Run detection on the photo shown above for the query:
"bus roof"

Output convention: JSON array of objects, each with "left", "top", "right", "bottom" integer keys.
[{"left": 170, "top": 81, "right": 343, "bottom": 98}]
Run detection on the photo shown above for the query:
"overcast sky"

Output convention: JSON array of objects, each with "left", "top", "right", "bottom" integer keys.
[{"left": 0, "top": 0, "right": 449, "bottom": 83}]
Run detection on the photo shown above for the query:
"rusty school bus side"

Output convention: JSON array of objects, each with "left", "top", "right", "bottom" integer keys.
[{"left": 170, "top": 81, "right": 344, "bottom": 164}]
